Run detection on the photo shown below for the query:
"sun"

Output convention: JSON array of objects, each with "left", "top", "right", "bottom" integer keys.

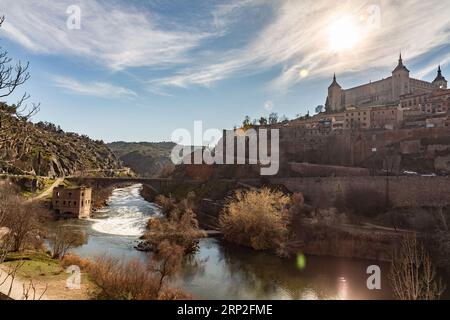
[{"left": 328, "top": 16, "right": 362, "bottom": 52}]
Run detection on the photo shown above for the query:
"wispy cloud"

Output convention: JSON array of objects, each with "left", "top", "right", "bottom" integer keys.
[
  {"left": 2, "top": 0, "right": 449, "bottom": 93},
  {"left": 154, "top": 0, "right": 450, "bottom": 91},
  {"left": 212, "top": 0, "right": 270, "bottom": 32},
  {"left": 0, "top": 0, "right": 210, "bottom": 70},
  {"left": 52, "top": 76, "right": 136, "bottom": 98}
]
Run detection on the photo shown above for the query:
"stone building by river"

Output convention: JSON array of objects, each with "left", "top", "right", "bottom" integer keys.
[{"left": 52, "top": 185, "right": 92, "bottom": 219}]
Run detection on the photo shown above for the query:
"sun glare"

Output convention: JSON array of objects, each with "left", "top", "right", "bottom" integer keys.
[{"left": 328, "top": 16, "right": 362, "bottom": 52}]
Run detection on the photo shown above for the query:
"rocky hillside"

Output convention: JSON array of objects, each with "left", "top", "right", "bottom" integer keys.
[
  {"left": 0, "top": 104, "right": 124, "bottom": 177},
  {"left": 107, "top": 141, "right": 175, "bottom": 178}
]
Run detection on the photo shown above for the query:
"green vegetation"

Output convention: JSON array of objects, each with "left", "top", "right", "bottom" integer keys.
[
  {"left": 107, "top": 141, "right": 175, "bottom": 178},
  {"left": 3, "top": 252, "right": 63, "bottom": 279}
]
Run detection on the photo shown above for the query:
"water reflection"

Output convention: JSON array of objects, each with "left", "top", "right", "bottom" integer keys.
[
  {"left": 179, "top": 239, "right": 392, "bottom": 300},
  {"left": 52, "top": 184, "right": 392, "bottom": 300}
]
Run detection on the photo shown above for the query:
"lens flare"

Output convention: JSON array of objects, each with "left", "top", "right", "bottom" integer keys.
[
  {"left": 296, "top": 253, "right": 306, "bottom": 270},
  {"left": 299, "top": 69, "right": 309, "bottom": 78}
]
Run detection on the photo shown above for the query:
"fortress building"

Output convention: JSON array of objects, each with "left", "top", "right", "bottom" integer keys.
[{"left": 325, "top": 55, "right": 447, "bottom": 112}]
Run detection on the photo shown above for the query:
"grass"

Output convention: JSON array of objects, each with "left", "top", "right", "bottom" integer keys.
[
  {"left": 18, "top": 176, "right": 56, "bottom": 199},
  {"left": 3, "top": 252, "right": 64, "bottom": 279},
  {"left": 2, "top": 251, "right": 98, "bottom": 300}
]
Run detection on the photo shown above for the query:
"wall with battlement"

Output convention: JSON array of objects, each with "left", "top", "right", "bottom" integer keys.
[
  {"left": 278, "top": 126, "right": 450, "bottom": 171},
  {"left": 269, "top": 176, "right": 450, "bottom": 208}
]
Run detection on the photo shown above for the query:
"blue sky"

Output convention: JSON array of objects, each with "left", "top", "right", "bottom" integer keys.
[{"left": 0, "top": 0, "right": 449, "bottom": 142}]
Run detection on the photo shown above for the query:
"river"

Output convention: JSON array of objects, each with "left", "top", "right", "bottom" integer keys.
[{"left": 55, "top": 184, "right": 393, "bottom": 300}]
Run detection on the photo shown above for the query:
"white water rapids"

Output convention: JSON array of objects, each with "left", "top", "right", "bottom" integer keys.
[{"left": 89, "top": 184, "right": 160, "bottom": 237}]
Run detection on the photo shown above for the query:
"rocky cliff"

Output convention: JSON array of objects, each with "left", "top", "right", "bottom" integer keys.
[{"left": 0, "top": 106, "right": 123, "bottom": 177}]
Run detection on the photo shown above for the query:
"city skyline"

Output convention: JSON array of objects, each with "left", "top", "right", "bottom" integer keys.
[{"left": 0, "top": 0, "right": 449, "bottom": 142}]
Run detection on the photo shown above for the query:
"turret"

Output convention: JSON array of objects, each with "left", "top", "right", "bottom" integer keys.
[
  {"left": 392, "top": 53, "right": 411, "bottom": 100},
  {"left": 326, "top": 74, "right": 343, "bottom": 112},
  {"left": 432, "top": 65, "right": 447, "bottom": 89}
]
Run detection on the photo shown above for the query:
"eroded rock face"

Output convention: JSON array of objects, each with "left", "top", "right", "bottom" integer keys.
[{"left": 0, "top": 110, "right": 124, "bottom": 177}]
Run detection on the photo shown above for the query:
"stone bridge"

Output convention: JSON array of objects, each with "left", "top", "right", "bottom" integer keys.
[
  {"left": 66, "top": 177, "right": 204, "bottom": 194},
  {"left": 67, "top": 175, "right": 450, "bottom": 208}
]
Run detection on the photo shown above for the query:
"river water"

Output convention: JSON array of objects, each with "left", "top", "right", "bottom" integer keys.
[{"left": 56, "top": 184, "right": 393, "bottom": 300}]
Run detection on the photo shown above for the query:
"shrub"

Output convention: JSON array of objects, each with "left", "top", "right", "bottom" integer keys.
[
  {"left": 145, "top": 192, "right": 205, "bottom": 253},
  {"left": 48, "top": 226, "right": 87, "bottom": 259},
  {"left": 220, "top": 188, "right": 291, "bottom": 256},
  {"left": 390, "top": 235, "right": 445, "bottom": 300},
  {"left": 88, "top": 241, "right": 189, "bottom": 300},
  {"left": 154, "top": 194, "right": 177, "bottom": 215},
  {"left": 61, "top": 253, "right": 90, "bottom": 271},
  {"left": 0, "top": 182, "right": 43, "bottom": 253},
  {"left": 89, "top": 256, "right": 159, "bottom": 300}
]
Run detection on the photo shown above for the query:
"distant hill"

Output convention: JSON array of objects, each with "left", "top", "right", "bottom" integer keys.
[
  {"left": 0, "top": 103, "right": 123, "bottom": 177},
  {"left": 107, "top": 141, "right": 176, "bottom": 178}
]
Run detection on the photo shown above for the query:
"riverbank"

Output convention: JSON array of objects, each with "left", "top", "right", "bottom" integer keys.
[
  {"left": 0, "top": 252, "right": 93, "bottom": 300},
  {"left": 53, "top": 184, "right": 394, "bottom": 299}
]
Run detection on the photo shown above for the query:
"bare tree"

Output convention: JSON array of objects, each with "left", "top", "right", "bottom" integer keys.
[
  {"left": 389, "top": 235, "right": 446, "bottom": 300},
  {"left": 48, "top": 226, "right": 87, "bottom": 259},
  {"left": 149, "top": 241, "right": 183, "bottom": 296},
  {"left": 0, "top": 182, "right": 42, "bottom": 253},
  {"left": 22, "top": 280, "right": 47, "bottom": 300},
  {"left": 4, "top": 202, "right": 40, "bottom": 252},
  {"left": 0, "top": 260, "right": 47, "bottom": 300},
  {"left": 0, "top": 260, "right": 25, "bottom": 297},
  {"left": 89, "top": 251, "right": 188, "bottom": 300},
  {"left": 0, "top": 182, "right": 19, "bottom": 262},
  {"left": 0, "top": 16, "right": 39, "bottom": 169}
]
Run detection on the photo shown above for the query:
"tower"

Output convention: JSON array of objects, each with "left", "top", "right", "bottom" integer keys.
[
  {"left": 391, "top": 53, "right": 411, "bottom": 100},
  {"left": 432, "top": 65, "right": 447, "bottom": 89},
  {"left": 326, "top": 74, "right": 343, "bottom": 112}
]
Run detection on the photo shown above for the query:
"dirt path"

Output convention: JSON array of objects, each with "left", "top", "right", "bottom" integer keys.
[
  {"left": 0, "top": 264, "right": 92, "bottom": 300},
  {"left": 0, "top": 266, "right": 49, "bottom": 300},
  {"left": 30, "top": 177, "right": 64, "bottom": 201}
]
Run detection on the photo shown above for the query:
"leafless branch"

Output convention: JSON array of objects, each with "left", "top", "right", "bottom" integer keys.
[{"left": 22, "top": 280, "right": 48, "bottom": 300}]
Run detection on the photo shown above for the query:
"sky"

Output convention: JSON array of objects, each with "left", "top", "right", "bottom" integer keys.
[{"left": 0, "top": 0, "right": 449, "bottom": 142}]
